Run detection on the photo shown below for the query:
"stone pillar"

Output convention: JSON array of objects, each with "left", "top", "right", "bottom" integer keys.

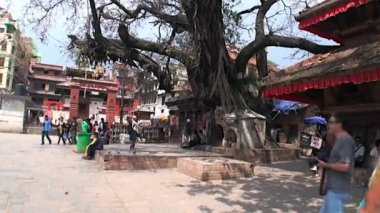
[
  {"left": 106, "top": 88, "right": 118, "bottom": 123},
  {"left": 69, "top": 85, "right": 80, "bottom": 119}
]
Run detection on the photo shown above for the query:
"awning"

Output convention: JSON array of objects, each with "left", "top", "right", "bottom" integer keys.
[
  {"left": 304, "top": 116, "right": 327, "bottom": 125},
  {"left": 299, "top": 0, "right": 367, "bottom": 29},
  {"left": 273, "top": 100, "right": 300, "bottom": 115},
  {"left": 262, "top": 69, "right": 380, "bottom": 98},
  {"left": 298, "top": 0, "right": 368, "bottom": 44}
]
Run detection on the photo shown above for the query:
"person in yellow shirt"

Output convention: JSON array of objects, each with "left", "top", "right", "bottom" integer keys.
[{"left": 82, "top": 132, "right": 103, "bottom": 160}]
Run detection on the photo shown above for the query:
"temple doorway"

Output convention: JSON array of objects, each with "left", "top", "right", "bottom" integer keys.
[
  {"left": 215, "top": 124, "right": 224, "bottom": 146},
  {"left": 78, "top": 102, "right": 90, "bottom": 119}
]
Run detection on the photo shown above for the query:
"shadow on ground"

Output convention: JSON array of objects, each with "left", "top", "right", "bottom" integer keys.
[{"left": 181, "top": 160, "right": 363, "bottom": 213}]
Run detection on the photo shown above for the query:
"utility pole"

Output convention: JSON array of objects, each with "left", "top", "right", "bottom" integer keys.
[{"left": 119, "top": 65, "right": 126, "bottom": 124}]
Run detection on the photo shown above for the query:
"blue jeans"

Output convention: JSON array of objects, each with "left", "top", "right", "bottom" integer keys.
[{"left": 320, "top": 190, "right": 350, "bottom": 213}]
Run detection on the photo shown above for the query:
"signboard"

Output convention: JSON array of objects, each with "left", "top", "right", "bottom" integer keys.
[
  {"left": 310, "top": 136, "right": 323, "bottom": 149},
  {"left": 300, "top": 132, "right": 312, "bottom": 147}
]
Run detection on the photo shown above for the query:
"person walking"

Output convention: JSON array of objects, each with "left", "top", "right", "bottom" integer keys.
[
  {"left": 70, "top": 117, "right": 78, "bottom": 144},
  {"left": 57, "top": 117, "right": 66, "bottom": 145},
  {"left": 65, "top": 121, "right": 71, "bottom": 144},
  {"left": 41, "top": 115, "right": 52, "bottom": 145},
  {"left": 317, "top": 113, "right": 355, "bottom": 213},
  {"left": 98, "top": 118, "right": 106, "bottom": 134},
  {"left": 127, "top": 118, "right": 137, "bottom": 152}
]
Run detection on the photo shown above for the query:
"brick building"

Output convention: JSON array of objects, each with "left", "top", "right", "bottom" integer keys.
[
  {"left": 0, "top": 9, "right": 34, "bottom": 93},
  {"left": 28, "top": 62, "right": 140, "bottom": 124}
]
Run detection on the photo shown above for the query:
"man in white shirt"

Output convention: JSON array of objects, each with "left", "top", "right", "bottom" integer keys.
[{"left": 354, "top": 136, "right": 365, "bottom": 167}]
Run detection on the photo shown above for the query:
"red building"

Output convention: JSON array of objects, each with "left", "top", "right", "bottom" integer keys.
[{"left": 28, "top": 62, "right": 140, "bottom": 123}]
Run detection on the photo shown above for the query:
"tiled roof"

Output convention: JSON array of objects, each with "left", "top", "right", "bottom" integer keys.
[
  {"left": 31, "top": 63, "right": 63, "bottom": 72},
  {"left": 29, "top": 73, "right": 66, "bottom": 82},
  {"left": 263, "top": 41, "right": 380, "bottom": 87}
]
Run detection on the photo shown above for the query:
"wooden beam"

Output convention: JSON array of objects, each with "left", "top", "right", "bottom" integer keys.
[{"left": 322, "top": 103, "right": 380, "bottom": 113}]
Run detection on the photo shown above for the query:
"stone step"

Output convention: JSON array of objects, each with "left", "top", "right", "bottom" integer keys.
[
  {"left": 94, "top": 144, "right": 232, "bottom": 170},
  {"left": 177, "top": 157, "right": 254, "bottom": 181}
]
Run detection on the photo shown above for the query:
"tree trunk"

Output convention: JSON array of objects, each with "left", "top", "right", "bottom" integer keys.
[
  {"left": 182, "top": 0, "right": 245, "bottom": 112},
  {"left": 206, "top": 108, "right": 217, "bottom": 146}
]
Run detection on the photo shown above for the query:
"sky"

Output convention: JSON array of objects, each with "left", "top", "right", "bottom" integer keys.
[
  {"left": 7, "top": 0, "right": 74, "bottom": 66},
  {"left": 5, "top": 0, "right": 331, "bottom": 69}
]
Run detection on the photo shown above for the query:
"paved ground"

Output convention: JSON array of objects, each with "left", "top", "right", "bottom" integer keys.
[{"left": 0, "top": 133, "right": 364, "bottom": 213}]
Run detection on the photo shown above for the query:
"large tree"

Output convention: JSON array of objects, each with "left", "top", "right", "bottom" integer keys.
[{"left": 24, "top": 0, "right": 337, "bottom": 142}]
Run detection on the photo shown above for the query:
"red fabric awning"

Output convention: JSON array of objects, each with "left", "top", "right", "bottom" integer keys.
[
  {"left": 304, "top": 26, "right": 344, "bottom": 44},
  {"left": 298, "top": 0, "right": 368, "bottom": 44},
  {"left": 262, "top": 69, "right": 380, "bottom": 98},
  {"left": 299, "top": 0, "right": 368, "bottom": 29}
]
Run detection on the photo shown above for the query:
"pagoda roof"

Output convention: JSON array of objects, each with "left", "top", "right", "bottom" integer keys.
[
  {"left": 296, "top": 0, "right": 370, "bottom": 26},
  {"left": 262, "top": 41, "right": 380, "bottom": 99},
  {"left": 296, "top": 0, "right": 372, "bottom": 44}
]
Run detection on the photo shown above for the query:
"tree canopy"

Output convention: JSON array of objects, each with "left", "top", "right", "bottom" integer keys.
[{"left": 24, "top": 0, "right": 338, "bottom": 112}]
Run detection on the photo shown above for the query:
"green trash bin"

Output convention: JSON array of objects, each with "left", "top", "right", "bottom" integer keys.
[{"left": 76, "top": 133, "right": 91, "bottom": 153}]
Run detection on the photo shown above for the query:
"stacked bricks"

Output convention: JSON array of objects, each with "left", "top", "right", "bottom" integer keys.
[
  {"left": 94, "top": 148, "right": 229, "bottom": 170},
  {"left": 177, "top": 157, "right": 254, "bottom": 181},
  {"left": 95, "top": 151, "right": 178, "bottom": 170}
]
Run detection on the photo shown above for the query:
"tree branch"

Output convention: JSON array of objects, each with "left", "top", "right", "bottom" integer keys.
[
  {"left": 118, "top": 24, "right": 191, "bottom": 65},
  {"left": 88, "top": 0, "right": 102, "bottom": 39},
  {"left": 68, "top": 34, "right": 172, "bottom": 91},
  {"left": 110, "top": 0, "right": 190, "bottom": 32},
  {"left": 255, "top": 0, "right": 278, "bottom": 78},
  {"left": 235, "top": 35, "right": 339, "bottom": 74},
  {"left": 236, "top": 5, "right": 261, "bottom": 16}
]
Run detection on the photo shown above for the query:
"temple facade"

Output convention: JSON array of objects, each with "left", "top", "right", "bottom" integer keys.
[
  {"left": 262, "top": 0, "right": 380, "bottom": 155},
  {"left": 28, "top": 62, "right": 140, "bottom": 124}
]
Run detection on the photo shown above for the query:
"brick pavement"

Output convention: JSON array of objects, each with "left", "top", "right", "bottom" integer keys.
[{"left": 0, "top": 133, "right": 364, "bottom": 213}]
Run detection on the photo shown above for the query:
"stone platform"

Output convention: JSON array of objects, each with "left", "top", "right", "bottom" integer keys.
[
  {"left": 177, "top": 157, "right": 254, "bottom": 181},
  {"left": 95, "top": 143, "right": 232, "bottom": 170},
  {"left": 193, "top": 145, "right": 300, "bottom": 164}
]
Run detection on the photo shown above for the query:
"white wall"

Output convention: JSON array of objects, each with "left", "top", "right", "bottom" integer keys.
[
  {"left": 154, "top": 92, "right": 170, "bottom": 118},
  {"left": 0, "top": 98, "right": 25, "bottom": 133},
  {"left": 89, "top": 99, "right": 104, "bottom": 118}
]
